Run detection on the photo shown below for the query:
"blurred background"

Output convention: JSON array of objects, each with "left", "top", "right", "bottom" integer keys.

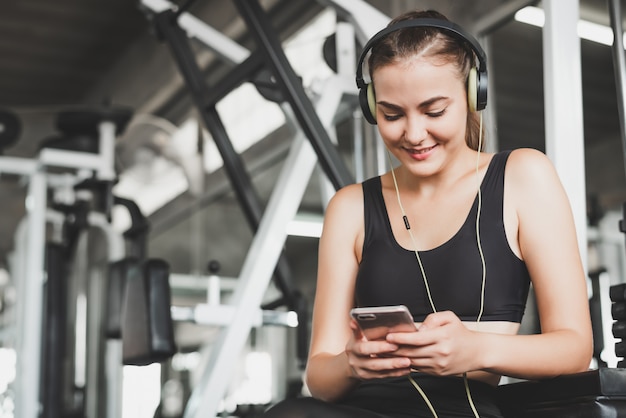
[{"left": 0, "top": 0, "right": 625, "bottom": 417}]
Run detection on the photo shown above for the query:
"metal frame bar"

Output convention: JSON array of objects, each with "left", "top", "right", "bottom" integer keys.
[
  {"left": 37, "top": 149, "right": 104, "bottom": 172},
  {"left": 608, "top": 0, "right": 626, "bottom": 181},
  {"left": 152, "top": 9, "right": 301, "bottom": 308},
  {"left": 141, "top": 0, "right": 250, "bottom": 66},
  {"left": 233, "top": 0, "right": 354, "bottom": 190},
  {"left": 13, "top": 171, "right": 47, "bottom": 418},
  {"left": 0, "top": 156, "right": 37, "bottom": 175},
  {"left": 204, "top": 51, "right": 265, "bottom": 106},
  {"left": 88, "top": 212, "right": 126, "bottom": 418},
  {"left": 171, "top": 304, "right": 298, "bottom": 328},
  {"left": 542, "top": 0, "right": 588, "bottom": 272}
]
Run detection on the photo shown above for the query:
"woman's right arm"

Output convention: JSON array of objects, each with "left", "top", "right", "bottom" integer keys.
[
  {"left": 304, "top": 184, "right": 363, "bottom": 401},
  {"left": 304, "top": 184, "right": 411, "bottom": 402}
]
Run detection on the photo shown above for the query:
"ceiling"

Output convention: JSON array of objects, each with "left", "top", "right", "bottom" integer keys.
[
  {"left": 0, "top": 0, "right": 148, "bottom": 109},
  {"left": 1, "top": 0, "right": 626, "bottom": 347}
]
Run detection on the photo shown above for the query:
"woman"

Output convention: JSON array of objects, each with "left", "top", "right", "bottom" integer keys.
[{"left": 264, "top": 9, "right": 592, "bottom": 418}]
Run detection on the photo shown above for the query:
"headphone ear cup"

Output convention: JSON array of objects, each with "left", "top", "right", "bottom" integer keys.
[
  {"left": 359, "top": 83, "right": 378, "bottom": 124},
  {"left": 467, "top": 67, "right": 478, "bottom": 112},
  {"left": 367, "top": 84, "right": 377, "bottom": 123}
]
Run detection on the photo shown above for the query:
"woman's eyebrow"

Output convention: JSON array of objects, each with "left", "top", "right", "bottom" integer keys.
[
  {"left": 377, "top": 101, "right": 402, "bottom": 111},
  {"left": 377, "top": 96, "right": 449, "bottom": 110},
  {"left": 417, "top": 96, "right": 449, "bottom": 108}
]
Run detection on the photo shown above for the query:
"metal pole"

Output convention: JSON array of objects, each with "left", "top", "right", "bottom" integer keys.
[
  {"left": 542, "top": 0, "right": 588, "bottom": 273},
  {"left": 15, "top": 171, "right": 48, "bottom": 418},
  {"left": 89, "top": 212, "right": 125, "bottom": 418},
  {"left": 608, "top": 0, "right": 626, "bottom": 180}
]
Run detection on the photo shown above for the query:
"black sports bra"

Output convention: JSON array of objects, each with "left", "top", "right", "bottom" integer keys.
[{"left": 354, "top": 150, "right": 531, "bottom": 322}]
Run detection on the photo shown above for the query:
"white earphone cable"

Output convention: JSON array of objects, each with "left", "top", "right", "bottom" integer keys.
[
  {"left": 464, "top": 112, "right": 485, "bottom": 418},
  {"left": 387, "top": 112, "right": 485, "bottom": 418}
]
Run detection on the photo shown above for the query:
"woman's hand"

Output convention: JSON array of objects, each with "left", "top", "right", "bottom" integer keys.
[
  {"left": 386, "top": 311, "right": 480, "bottom": 376},
  {"left": 345, "top": 319, "right": 413, "bottom": 380}
]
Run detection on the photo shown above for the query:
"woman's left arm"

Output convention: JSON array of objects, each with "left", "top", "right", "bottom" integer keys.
[{"left": 477, "top": 148, "right": 593, "bottom": 378}]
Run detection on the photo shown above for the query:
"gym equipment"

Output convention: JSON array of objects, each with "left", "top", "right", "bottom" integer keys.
[
  {"left": 104, "top": 195, "right": 177, "bottom": 415},
  {"left": 106, "top": 258, "right": 136, "bottom": 340},
  {"left": 122, "top": 258, "right": 177, "bottom": 366},
  {"left": 588, "top": 268, "right": 611, "bottom": 367},
  {"left": 355, "top": 18, "right": 488, "bottom": 124},
  {"left": 41, "top": 243, "right": 69, "bottom": 418},
  {"left": 1, "top": 104, "right": 133, "bottom": 418},
  {"left": 611, "top": 281, "right": 626, "bottom": 366}
]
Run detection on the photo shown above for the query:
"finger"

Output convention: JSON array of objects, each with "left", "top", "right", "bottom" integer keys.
[
  {"left": 349, "top": 319, "right": 366, "bottom": 341},
  {"left": 386, "top": 329, "right": 433, "bottom": 346},
  {"left": 358, "top": 339, "right": 400, "bottom": 356},
  {"left": 360, "top": 356, "right": 412, "bottom": 375},
  {"left": 420, "top": 310, "right": 458, "bottom": 330},
  {"left": 392, "top": 343, "right": 435, "bottom": 360}
]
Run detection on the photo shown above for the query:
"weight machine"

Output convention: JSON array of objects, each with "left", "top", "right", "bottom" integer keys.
[
  {"left": 1, "top": 105, "right": 179, "bottom": 418},
  {"left": 1, "top": 106, "right": 129, "bottom": 418}
]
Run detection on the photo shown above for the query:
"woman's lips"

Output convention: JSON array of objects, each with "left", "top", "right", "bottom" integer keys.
[{"left": 405, "top": 144, "right": 436, "bottom": 160}]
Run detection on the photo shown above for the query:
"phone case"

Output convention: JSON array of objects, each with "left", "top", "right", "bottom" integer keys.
[{"left": 350, "top": 305, "right": 416, "bottom": 340}]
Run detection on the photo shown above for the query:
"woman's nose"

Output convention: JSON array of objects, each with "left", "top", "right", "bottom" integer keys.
[{"left": 404, "top": 115, "right": 427, "bottom": 144}]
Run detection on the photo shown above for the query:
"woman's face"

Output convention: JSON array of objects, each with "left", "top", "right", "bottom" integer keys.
[{"left": 372, "top": 57, "right": 469, "bottom": 177}]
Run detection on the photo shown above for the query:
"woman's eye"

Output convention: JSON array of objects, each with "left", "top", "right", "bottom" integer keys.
[
  {"left": 427, "top": 109, "right": 446, "bottom": 117},
  {"left": 383, "top": 113, "right": 402, "bottom": 121}
]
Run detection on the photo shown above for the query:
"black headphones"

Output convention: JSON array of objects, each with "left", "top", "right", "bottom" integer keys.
[{"left": 355, "top": 18, "right": 488, "bottom": 124}]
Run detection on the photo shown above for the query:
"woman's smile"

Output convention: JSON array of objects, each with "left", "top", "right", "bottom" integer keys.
[{"left": 403, "top": 144, "right": 438, "bottom": 161}]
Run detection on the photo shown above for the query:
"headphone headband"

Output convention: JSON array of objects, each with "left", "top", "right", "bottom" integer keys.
[
  {"left": 356, "top": 18, "right": 487, "bottom": 87},
  {"left": 355, "top": 17, "right": 488, "bottom": 121}
]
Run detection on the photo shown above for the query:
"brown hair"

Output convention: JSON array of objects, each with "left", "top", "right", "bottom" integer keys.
[{"left": 367, "top": 10, "right": 484, "bottom": 150}]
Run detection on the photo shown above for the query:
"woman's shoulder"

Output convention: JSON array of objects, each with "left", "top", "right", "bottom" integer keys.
[
  {"left": 326, "top": 175, "right": 385, "bottom": 218},
  {"left": 326, "top": 181, "right": 365, "bottom": 217},
  {"left": 504, "top": 148, "right": 556, "bottom": 179},
  {"left": 334, "top": 181, "right": 364, "bottom": 200},
  {"left": 503, "top": 148, "right": 564, "bottom": 199},
  {"left": 505, "top": 147, "right": 551, "bottom": 165},
  {"left": 321, "top": 181, "right": 368, "bottom": 243}
]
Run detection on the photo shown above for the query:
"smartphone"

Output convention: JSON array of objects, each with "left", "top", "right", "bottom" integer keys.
[{"left": 350, "top": 305, "right": 416, "bottom": 341}]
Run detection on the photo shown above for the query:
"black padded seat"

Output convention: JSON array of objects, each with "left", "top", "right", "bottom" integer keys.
[{"left": 497, "top": 368, "right": 626, "bottom": 417}]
